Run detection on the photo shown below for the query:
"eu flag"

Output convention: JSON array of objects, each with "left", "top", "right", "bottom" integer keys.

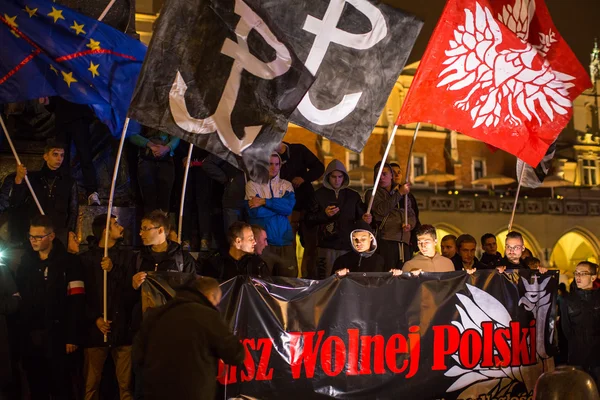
[{"left": 0, "top": 0, "right": 146, "bottom": 135}]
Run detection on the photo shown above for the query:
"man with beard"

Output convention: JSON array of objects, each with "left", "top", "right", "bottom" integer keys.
[
  {"left": 81, "top": 214, "right": 135, "bottom": 399},
  {"left": 16, "top": 215, "right": 85, "bottom": 399},
  {"left": 497, "top": 231, "right": 531, "bottom": 272}
]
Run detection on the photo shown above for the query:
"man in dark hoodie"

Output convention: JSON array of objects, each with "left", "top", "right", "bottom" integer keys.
[
  {"left": 16, "top": 215, "right": 85, "bottom": 399},
  {"left": 201, "top": 221, "right": 269, "bottom": 281},
  {"left": 134, "top": 276, "right": 245, "bottom": 400},
  {"left": 332, "top": 230, "right": 386, "bottom": 275},
  {"left": 364, "top": 162, "right": 415, "bottom": 269},
  {"left": 11, "top": 139, "right": 78, "bottom": 247},
  {"left": 306, "top": 159, "right": 370, "bottom": 279},
  {"left": 81, "top": 214, "right": 135, "bottom": 400}
]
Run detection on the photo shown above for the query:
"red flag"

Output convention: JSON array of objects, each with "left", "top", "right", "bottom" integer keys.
[{"left": 397, "top": 0, "right": 591, "bottom": 166}]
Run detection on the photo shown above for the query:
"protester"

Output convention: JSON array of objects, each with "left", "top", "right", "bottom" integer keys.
[
  {"left": 365, "top": 161, "right": 415, "bottom": 269},
  {"left": 11, "top": 139, "right": 78, "bottom": 246},
  {"left": 305, "top": 159, "right": 369, "bottom": 279},
  {"left": 246, "top": 153, "right": 297, "bottom": 277},
  {"left": 202, "top": 221, "right": 269, "bottom": 281},
  {"left": 133, "top": 277, "right": 245, "bottom": 400},
  {"left": 129, "top": 127, "right": 180, "bottom": 214},
  {"left": 0, "top": 251, "right": 19, "bottom": 398},
  {"left": 389, "top": 162, "right": 421, "bottom": 254},
  {"left": 560, "top": 261, "right": 600, "bottom": 388},
  {"left": 202, "top": 153, "right": 247, "bottom": 239},
  {"left": 497, "top": 231, "right": 531, "bottom": 272},
  {"left": 480, "top": 233, "right": 503, "bottom": 267},
  {"left": 16, "top": 215, "right": 85, "bottom": 399},
  {"left": 276, "top": 142, "right": 324, "bottom": 278},
  {"left": 251, "top": 225, "right": 287, "bottom": 277},
  {"left": 440, "top": 234, "right": 463, "bottom": 271},
  {"left": 332, "top": 229, "right": 386, "bottom": 275},
  {"left": 455, "top": 234, "right": 490, "bottom": 271},
  {"left": 181, "top": 147, "right": 213, "bottom": 252},
  {"left": 402, "top": 224, "right": 454, "bottom": 274},
  {"left": 81, "top": 215, "right": 135, "bottom": 400}
]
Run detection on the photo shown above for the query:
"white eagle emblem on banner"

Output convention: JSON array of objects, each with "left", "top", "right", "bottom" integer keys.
[{"left": 437, "top": 0, "right": 576, "bottom": 130}]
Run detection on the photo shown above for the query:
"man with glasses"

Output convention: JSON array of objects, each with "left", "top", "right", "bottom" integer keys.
[
  {"left": 497, "top": 231, "right": 531, "bottom": 272},
  {"left": 560, "top": 261, "right": 600, "bottom": 388},
  {"left": 16, "top": 215, "right": 85, "bottom": 399},
  {"left": 401, "top": 224, "right": 454, "bottom": 273}
]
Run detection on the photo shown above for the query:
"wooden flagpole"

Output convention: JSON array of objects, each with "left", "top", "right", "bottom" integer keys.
[
  {"left": 508, "top": 165, "right": 526, "bottom": 232},
  {"left": 178, "top": 142, "right": 194, "bottom": 242},
  {"left": 403, "top": 123, "right": 420, "bottom": 226},
  {"left": 0, "top": 115, "right": 45, "bottom": 215},
  {"left": 102, "top": 117, "right": 130, "bottom": 342}
]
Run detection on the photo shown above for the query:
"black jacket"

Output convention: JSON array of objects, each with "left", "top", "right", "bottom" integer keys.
[
  {"left": 332, "top": 236, "right": 385, "bottom": 274},
  {"left": 133, "top": 287, "right": 245, "bottom": 400},
  {"left": 132, "top": 240, "right": 198, "bottom": 274},
  {"left": 0, "top": 265, "right": 19, "bottom": 385},
  {"left": 560, "top": 288, "right": 600, "bottom": 370},
  {"left": 10, "top": 164, "right": 78, "bottom": 236},
  {"left": 452, "top": 256, "right": 492, "bottom": 271},
  {"left": 499, "top": 256, "right": 530, "bottom": 269},
  {"left": 16, "top": 239, "right": 85, "bottom": 347},
  {"left": 202, "top": 154, "right": 246, "bottom": 210},
  {"left": 481, "top": 251, "right": 503, "bottom": 267},
  {"left": 306, "top": 160, "right": 368, "bottom": 251},
  {"left": 279, "top": 142, "right": 324, "bottom": 211},
  {"left": 201, "top": 252, "right": 269, "bottom": 282},
  {"left": 80, "top": 244, "right": 136, "bottom": 348}
]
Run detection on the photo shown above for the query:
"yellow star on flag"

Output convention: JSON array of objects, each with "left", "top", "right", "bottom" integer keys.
[
  {"left": 61, "top": 71, "right": 77, "bottom": 88},
  {"left": 23, "top": 6, "right": 37, "bottom": 18},
  {"left": 86, "top": 38, "right": 101, "bottom": 51},
  {"left": 47, "top": 7, "right": 64, "bottom": 23},
  {"left": 70, "top": 21, "right": 85, "bottom": 35},
  {"left": 49, "top": 64, "right": 59, "bottom": 75},
  {"left": 88, "top": 61, "right": 100, "bottom": 78},
  {"left": 4, "top": 14, "right": 20, "bottom": 37}
]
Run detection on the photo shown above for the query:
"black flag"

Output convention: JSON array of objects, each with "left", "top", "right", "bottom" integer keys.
[
  {"left": 516, "top": 141, "right": 557, "bottom": 188},
  {"left": 128, "top": 0, "right": 315, "bottom": 181},
  {"left": 262, "top": 0, "right": 423, "bottom": 152}
]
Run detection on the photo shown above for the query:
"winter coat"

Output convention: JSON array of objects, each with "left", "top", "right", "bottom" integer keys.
[
  {"left": 10, "top": 164, "right": 78, "bottom": 237},
  {"left": 365, "top": 184, "right": 417, "bottom": 246},
  {"left": 560, "top": 288, "right": 600, "bottom": 370},
  {"left": 201, "top": 252, "right": 270, "bottom": 282},
  {"left": 278, "top": 142, "right": 324, "bottom": 211},
  {"left": 306, "top": 160, "right": 368, "bottom": 251},
  {"left": 246, "top": 174, "right": 295, "bottom": 246},
  {"left": 0, "top": 265, "right": 19, "bottom": 386},
  {"left": 331, "top": 230, "right": 385, "bottom": 274},
  {"left": 202, "top": 154, "right": 246, "bottom": 210},
  {"left": 80, "top": 244, "right": 136, "bottom": 348},
  {"left": 133, "top": 287, "right": 245, "bottom": 400},
  {"left": 16, "top": 239, "right": 85, "bottom": 347}
]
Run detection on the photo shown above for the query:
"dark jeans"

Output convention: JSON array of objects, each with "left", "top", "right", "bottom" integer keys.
[
  {"left": 137, "top": 158, "right": 175, "bottom": 214},
  {"left": 54, "top": 99, "right": 98, "bottom": 196},
  {"left": 377, "top": 239, "right": 412, "bottom": 270},
  {"left": 223, "top": 208, "right": 241, "bottom": 234},
  {"left": 182, "top": 167, "right": 212, "bottom": 241}
]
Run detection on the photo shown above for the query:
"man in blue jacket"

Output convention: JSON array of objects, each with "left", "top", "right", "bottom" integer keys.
[{"left": 245, "top": 153, "right": 297, "bottom": 277}]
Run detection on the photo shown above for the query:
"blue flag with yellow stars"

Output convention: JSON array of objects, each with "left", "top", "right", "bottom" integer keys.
[{"left": 0, "top": 0, "right": 146, "bottom": 135}]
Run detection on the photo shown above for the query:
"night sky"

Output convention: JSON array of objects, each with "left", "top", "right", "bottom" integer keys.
[{"left": 384, "top": 0, "right": 600, "bottom": 71}]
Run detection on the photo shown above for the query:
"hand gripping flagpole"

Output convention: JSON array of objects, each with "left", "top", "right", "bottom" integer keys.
[
  {"left": 178, "top": 142, "right": 194, "bottom": 242},
  {"left": 508, "top": 165, "right": 526, "bottom": 232},
  {"left": 366, "top": 123, "right": 421, "bottom": 215},
  {"left": 0, "top": 115, "right": 45, "bottom": 215},
  {"left": 102, "top": 117, "right": 130, "bottom": 342}
]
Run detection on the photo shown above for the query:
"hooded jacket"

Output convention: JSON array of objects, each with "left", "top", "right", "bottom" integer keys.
[
  {"left": 306, "top": 160, "right": 368, "bottom": 251},
  {"left": 133, "top": 286, "right": 245, "bottom": 400},
  {"left": 332, "top": 230, "right": 385, "bottom": 274},
  {"left": 246, "top": 154, "right": 296, "bottom": 246},
  {"left": 365, "top": 163, "right": 417, "bottom": 245}
]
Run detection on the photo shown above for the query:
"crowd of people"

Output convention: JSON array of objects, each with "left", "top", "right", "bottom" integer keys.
[{"left": 0, "top": 135, "right": 598, "bottom": 399}]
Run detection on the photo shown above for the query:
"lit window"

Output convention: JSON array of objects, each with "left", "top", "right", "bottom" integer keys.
[
  {"left": 583, "top": 159, "right": 598, "bottom": 186},
  {"left": 348, "top": 152, "right": 360, "bottom": 171},
  {"left": 473, "top": 158, "right": 486, "bottom": 181},
  {"left": 412, "top": 155, "right": 426, "bottom": 179}
]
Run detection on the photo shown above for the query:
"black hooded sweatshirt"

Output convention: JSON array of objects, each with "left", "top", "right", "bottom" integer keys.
[{"left": 332, "top": 230, "right": 385, "bottom": 274}]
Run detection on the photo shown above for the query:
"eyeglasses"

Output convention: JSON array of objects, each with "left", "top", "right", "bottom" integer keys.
[
  {"left": 506, "top": 245, "right": 523, "bottom": 252},
  {"left": 140, "top": 226, "right": 160, "bottom": 233},
  {"left": 28, "top": 232, "right": 52, "bottom": 241},
  {"left": 574, "top": 272, "right": 593, "bottom": 278}
]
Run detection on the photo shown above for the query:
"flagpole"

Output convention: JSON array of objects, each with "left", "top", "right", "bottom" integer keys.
[
  {"left": 0, "top": 115, "right": 44, "bottom": 215},
  {"left": 102, "top": 117, "right": 129, "bottom": 343},
  {"left": 97, "top": 0, "right": 117, "bottom": 22},
  {"left": 367, "top": 124, "right": 398, "bottom": 214},
  {"left": 508, "top": 165, "right": 526, "bottom": 232},
  {"left": 403, "top": 123, "right": 420, "bottom": 226},
  {"left": 178, "top": 142, "right": 194, "bottom": 242}
]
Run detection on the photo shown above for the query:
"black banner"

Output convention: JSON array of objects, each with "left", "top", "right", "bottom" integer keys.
[
  {"left": 143, "top": 270, "right": 558, "bottom": 399},
  {"left": 129, "top": 0, "right": 315, "bottom": 181}
]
